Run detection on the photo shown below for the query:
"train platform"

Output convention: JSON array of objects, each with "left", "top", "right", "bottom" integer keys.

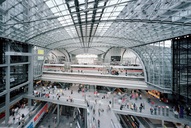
[
  {"left": 43, "top": 68, "right": 144, "bottom": 78},
  {"left": 41, "top": 71, "right": 148, "bottom": 90}
]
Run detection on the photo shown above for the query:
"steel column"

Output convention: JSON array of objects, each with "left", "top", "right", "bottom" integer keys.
[
  {"left": 84, "top": 109, "right": 87, "bottom": 128},
  {"left": 57, "top": 104, "right": 60, "bottom": 125},
  {"left": 5, "top": 43, "right": 10, "bottom": 125},
  {"left": 28, "top": 45, "right": 34, "bottom": 108}
]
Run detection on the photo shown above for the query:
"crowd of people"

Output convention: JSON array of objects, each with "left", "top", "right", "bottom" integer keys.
[
  {"left": 31, "top": 83, "right": 190, "bottom": 128},
  {"left": 10, "top": 101, "right": 30, "bottom": 128}
]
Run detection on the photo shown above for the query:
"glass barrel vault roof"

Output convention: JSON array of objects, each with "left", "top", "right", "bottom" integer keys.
[{"left": 1, "top": 0, "right": 191, "bottom": 54}]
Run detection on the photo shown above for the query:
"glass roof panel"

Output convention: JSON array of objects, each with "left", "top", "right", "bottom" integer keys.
[
  {"left": 44, "top": 0, "right": 79, "bottom": 40},
  {"left": 51, "top": 8, "right": 58, "bottom": 13},
  {"left": 70, "top": 7, "right": 76, "bottom": 12},
  {"left": 94, "top": 0, "right": 126, "bottom": 37},
  {"left": 55, "top": 0, "right": 64, "bottom": 5},
  {"left": 98, "top": 1, "right": 105, "bottom": 6},
  {"left": 2, "top": 0, "right": 187, "bottom": 54},
  {"left": 59, "top": 5, "right": 67, "bottom": 11},
  {"left": 46, "top": 1, "right": 54, "bottom": 8},
  {"left": 79, "top": 0, "right": 85, "bottom": 4}
]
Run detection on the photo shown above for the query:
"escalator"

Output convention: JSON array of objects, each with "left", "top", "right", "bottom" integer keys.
[
  {"left": 106, "top": 87, "right": 116, "bottom": 93},
  {"left": 115, "top": 88, "right": 128, "bottom": 94},
  {"left": 119, "top": 115, "right": 149, "bottom": 128},
  {"left": 119, "top": 115, "right": 133, "bottom": 128},
  {"left": 136, "top": 116, "right": 152, "bottom": 128}
]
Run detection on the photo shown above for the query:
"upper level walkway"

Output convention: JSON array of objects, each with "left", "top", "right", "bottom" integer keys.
[
  {"left": 2, "top": 84, "right": 191, "bottom": 128},
  {"left": 41, "top": 71, "right": 148, "bottom": 90},
  {"left": 25, "top": 85, "right": 122, "bottom": 128},
  {"left": 25, "top": 85, "right": 191, "bottom": 126}
]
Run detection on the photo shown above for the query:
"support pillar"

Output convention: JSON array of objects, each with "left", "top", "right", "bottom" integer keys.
[
  {"left": 162, "top": 120, "right": 164, "bottom": 127},
  {"left": 112, "top": 97, "right": 114, "bottom": 108},
  {"left": 84, "top": 109, "right": 87, "bottom": 128},
  {"left": 5, "top": 43, "right": 10, "bottom": 125},
  {"left": 28, "top": 45, "right": 34, "bottom": 109},
  {"left": 57, "top": 104, "right": 60, "bottom": 125},
  {"left": 84, "top": 94, "right": 86, "bottom": 102}
]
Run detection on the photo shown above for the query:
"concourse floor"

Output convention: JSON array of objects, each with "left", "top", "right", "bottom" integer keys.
[
  {"left": 112, "top": 90, "right": 191, "bottom": 125},
  {"left": 32, "top": 85, "right": 191, "bottom": 127},
  {"left": 33, "top": 85, "right": 122, "bottom": 128},
  {"left": 2, "top": 84, "right": 191, "bottom": 128},
  {"left": 0, "top": 106, "right": 33, "bottom": 128}
]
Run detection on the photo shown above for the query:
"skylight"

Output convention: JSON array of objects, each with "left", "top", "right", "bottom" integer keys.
[{"left": 45, "top": 0, "right": 77, "bottom": 38}]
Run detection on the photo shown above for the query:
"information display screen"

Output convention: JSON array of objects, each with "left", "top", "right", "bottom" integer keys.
[{"left": 111, "top": 56, "right": 121, "bottom": 61}]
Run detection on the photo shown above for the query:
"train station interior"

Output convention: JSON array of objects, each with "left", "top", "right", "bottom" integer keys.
[{"left": 0, "top": 0, "right": 191, "bottom": 128}]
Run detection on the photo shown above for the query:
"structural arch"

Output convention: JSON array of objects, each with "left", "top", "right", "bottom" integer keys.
[{"left": 132, "top": 42, "right": 172, "bottom": 93}]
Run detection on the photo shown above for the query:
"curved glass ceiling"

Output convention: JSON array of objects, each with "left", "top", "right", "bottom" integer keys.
[{"left": 1, "top": 0, "right": 191, "bottom": 55}]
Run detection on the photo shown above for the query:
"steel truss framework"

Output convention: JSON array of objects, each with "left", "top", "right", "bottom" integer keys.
[
  {"left": 0, "top": 0, "right": 191, "bottom": 89},
  {"left": 132, "top": 41, "right": 172, "bottom": 91},
  {"left": 1, "top": 0, "right": 191, "bottom": 53}
]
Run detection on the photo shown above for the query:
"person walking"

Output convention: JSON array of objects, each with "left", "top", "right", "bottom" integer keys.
[
  {"left": 139, "top": 106, "right": 142, "bottom": 112},
  {"left": 70, "top": 122, "right": 73, "bottom": 128},
  {"left": 133, "top": 103, "right": 136, "bottom": 110},
  {"left": 120, "top": 105, "right": 123, "bottom": 110},
  {"left": 139, "top": 94, "right": 142, "bottom": 99},
  {"left": 98, "top": 119, "right": 100, "bottom": 128},
  {"left": 98, "top": 109, "right": 100, "bottom": 116},
  {"left": 13, "top": 116, "right": 15, "bottom": 124},
  {"left": 150, "top": 107, "right": 153, "bottom": 115},
  {"left": 54, "top": 117, "right": 57, "bottom": 123}
]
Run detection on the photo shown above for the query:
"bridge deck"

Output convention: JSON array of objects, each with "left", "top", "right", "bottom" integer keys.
[
  {"left": 26, "top": 86, "right": 191, "bottom": 125},
  {"left": 41, "top": 71, "right": 147, "bottom": 90}
]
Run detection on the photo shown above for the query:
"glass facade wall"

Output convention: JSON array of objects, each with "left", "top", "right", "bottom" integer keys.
[
  {"left": 0, "top": 37, "right": 33, "bottom": 124},
  {"left": 172, "top": 35, "right": 191, "bottom": 105},
  {"left": 132, "top": 40, "right": 172, "bottom": 90}
]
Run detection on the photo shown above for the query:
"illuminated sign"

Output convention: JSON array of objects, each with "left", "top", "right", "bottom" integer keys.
[
  {"left": 38, "top": 50, "right": 44, "bottom": 55},
  {"left": 37, "top": 56, "right": 44, "bottom": 60}
]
